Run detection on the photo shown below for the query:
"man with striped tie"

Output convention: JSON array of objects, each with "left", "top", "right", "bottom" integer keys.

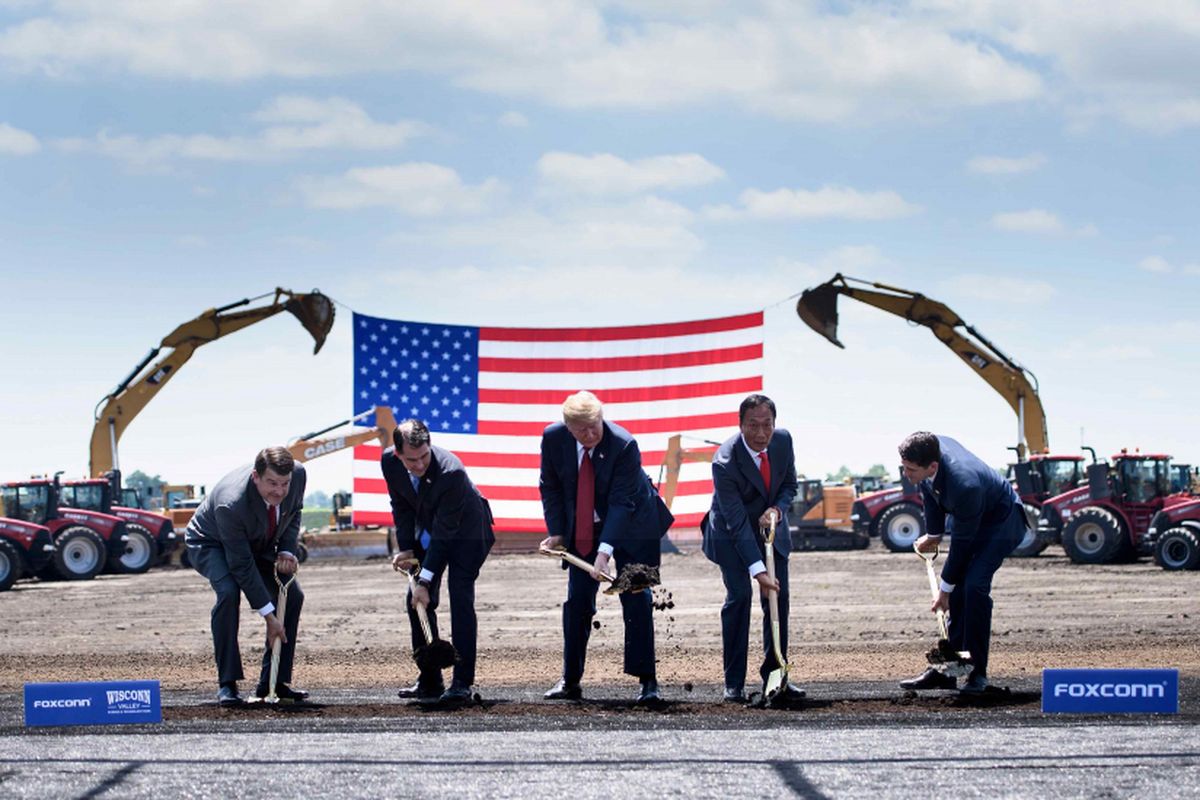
[
  {"left": 384, "top": 418, "right": 495, "bottom": 707},
  {"left": 538, "top": 391, "right": 674, "bottom": 704}
]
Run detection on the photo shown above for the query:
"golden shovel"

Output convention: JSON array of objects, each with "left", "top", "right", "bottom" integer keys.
[
  {"left": 537, "top": 546, "right": 659, "bottom": 595},
  {"left": 762, "top": 515, "right": 789, "bottom": 702},
  {"left": 914, "top": 542, "right": 973, "bottom": 676},
  {"left": 394, "top": 557, "right": 457, "bottom": 672},
  {"left": 264, "top": 566, "right": 297, "bottom": 704}
]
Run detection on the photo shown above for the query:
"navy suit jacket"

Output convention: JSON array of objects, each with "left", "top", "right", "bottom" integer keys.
[
  {"left": 539, "top": 420, "right": 673, "bottom": 565},
  {"left": 381, "top": 444, "right": 495, "bottom": 578},
  {"left": 185, "top": 462, "right": 306, "bottom": 611},
  {"left": 920, "top": 434, "right": 1021, "bottom": 586},
  {"left": 703, "top": 429, "right": 798, "bottom": 567}
]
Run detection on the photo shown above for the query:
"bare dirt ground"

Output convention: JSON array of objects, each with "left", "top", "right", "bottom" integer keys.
[{"left": 2, "top": 542, "right": 1197, "bottom": 703}]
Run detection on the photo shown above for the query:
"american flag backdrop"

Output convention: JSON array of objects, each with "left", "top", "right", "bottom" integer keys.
[{"left": 350, "top": 310, "right": 764, "bottom": 534}]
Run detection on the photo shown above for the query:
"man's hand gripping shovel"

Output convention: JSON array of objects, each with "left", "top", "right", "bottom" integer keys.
[
  {"left": 914, "top": 542, "right": 973, "bottom": 678},
  {"left": 762, "top": 515, "right": 790, "bottom": 704}
]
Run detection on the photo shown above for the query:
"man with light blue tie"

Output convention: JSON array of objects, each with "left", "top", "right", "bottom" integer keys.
[{"left": 382, "top": 418, "right": 495, "bottom": 706}]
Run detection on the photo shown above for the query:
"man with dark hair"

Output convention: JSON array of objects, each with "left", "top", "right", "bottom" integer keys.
[
  {"left": 383, "top": 418, "right": 495, "bottom": 706},
  {"left": 897, "top": 431, "right": 1027, "bottom": 694},
  {"left": 538, "top": 391, "right": 674, "bottom": 704},
  {"left": 702, "top": 394, "right": 802, "bottom": 703},
  {"left": 185, "top": 446, "right": 307, "bottom": 707}
]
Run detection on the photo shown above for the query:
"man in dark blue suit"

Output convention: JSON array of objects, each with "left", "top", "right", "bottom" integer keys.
[
  {"left": 539, "top": 390, "right": 674, "bottom": 704},
  {"left": 702, "top": 394, "right": 801, "bottom": 703},
  {"left": 897, "top": 432, "right": 1026, "bottom": 694},
  {"left": 383, "top": 418, "right": 495, "bottom": 706}
]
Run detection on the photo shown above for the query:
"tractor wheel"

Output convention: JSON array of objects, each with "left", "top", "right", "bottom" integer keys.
[
  {"left": 1153, "top": 528, "right": 1200, "bottom": 571},
  {"left": 877, "top": 502, "right": 925, "bottom": 552},
  {"left": 52, "top": 526, "right": 106, "bottom": 580},
  {"left": 1061, "top": 507, "right": 1126, "bottom": 565},
  {"left": 111, "top": 524, "right": 156, "bottom": 575},
  {"left": 1011, "top": 504, "right": 1049, "bottom": 557},
  {"left": 0, "top": 539, "right": 21, "bottom": 592}
]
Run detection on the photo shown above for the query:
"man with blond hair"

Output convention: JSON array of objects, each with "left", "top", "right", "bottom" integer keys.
[{"left": 538, "top": 390, "right": 674, "bottom": 704}]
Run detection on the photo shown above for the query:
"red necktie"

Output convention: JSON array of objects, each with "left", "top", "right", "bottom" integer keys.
[
  {"left": 268, "top": 505, "right": 278, "bottom": 541},
  {"left": 575, "top": 450, "right": 595, "bottom": 556},
  {"left": 759, "top": 451, "right": 771, "bottom": 492}
]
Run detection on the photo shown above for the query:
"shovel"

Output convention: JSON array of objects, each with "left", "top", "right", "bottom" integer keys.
[
  {"left": 762, "top": 516, "right": 789, "bottom": 702},
  {"left": 537, "top": 546, "right": 659, "bottom": 595},
  {"left": 914, "top": 542, "right": 973, "bottom": 677},
  {"left": 263, "top": 566, "right": 297, "bottom": 704},
  {"left": 395, "top": 558, "right": 457, "bottom": 672}
]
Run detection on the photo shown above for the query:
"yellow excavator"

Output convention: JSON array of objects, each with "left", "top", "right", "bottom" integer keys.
[
  {"left": 796, "top": 273, "right": 1048, "bottom": 461},
  {"left": 90, "top": 288, "right": 335, "bottom": 480}
]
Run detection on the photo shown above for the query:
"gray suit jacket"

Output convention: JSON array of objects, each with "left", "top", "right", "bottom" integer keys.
[{"left": 185, "top": 463, "right": 306, "bottom": 610}]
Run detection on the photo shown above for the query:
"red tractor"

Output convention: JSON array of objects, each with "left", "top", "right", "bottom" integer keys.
[
  {"left": 850, "top": 474, "right": 926, "bottom": 552},
  {"left": 0, "top": 475, "right": 130, "bottom": 580},
  {"left": 1038, "top": 451, "right": 1192, "bottom": 565},
  {"left": 59, "top": 474, "right": 178, "bottom": 572},
  {"left": 1145, "top": 498, "right": 1200, "bottom": 571},
  {"left": 1007, "top": 451, "right": 1093, "bottom": 556},
  {"left": 0, "top": 516, "right": 56, "bottom": 592}
]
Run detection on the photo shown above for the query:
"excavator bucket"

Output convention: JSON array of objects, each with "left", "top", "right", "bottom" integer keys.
[
  {"left": 286, "top": 291, "right": 336, "bottom": 354},
  {"left": 796, "top": 282, "right": 846, "bottom": 349}
]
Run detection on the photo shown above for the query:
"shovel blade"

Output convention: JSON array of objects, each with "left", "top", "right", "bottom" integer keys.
[{"left": 764, "top": 667, "right": 786, "bottom": 699}]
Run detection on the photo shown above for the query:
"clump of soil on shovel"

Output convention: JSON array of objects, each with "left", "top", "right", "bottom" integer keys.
[
  {"left": 610, "top": 563, "right": 660, "bottom": 594},
  {"left": 925, "top": 638, "right": 965, "bottom": 666},
  {"left": 414, "top": 639, "right": 457, "bottom": 672}
]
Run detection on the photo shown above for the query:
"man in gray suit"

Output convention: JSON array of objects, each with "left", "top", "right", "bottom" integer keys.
[{"left": 185, "top": 446, "right": 307, "bottom": 707}]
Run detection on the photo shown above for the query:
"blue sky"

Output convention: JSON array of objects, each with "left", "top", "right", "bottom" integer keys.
[{"left": 2, "top": 1, "right": 1198, "bottom": 497}]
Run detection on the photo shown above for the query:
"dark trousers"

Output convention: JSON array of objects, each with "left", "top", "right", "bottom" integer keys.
[
  {"left": 716, "top": 543, "right": 790, "bottom": 691},
  {"left": 947, "top": 506, "right": 1024, "bottom": 680},
  {"left": 561, "top": 553, "right": 656, "bottom": 684},
  {"left": 407, "top": 559, "right": 484, "bottom": 689},
  {"left": 208, "top": 564, "right": 303, "bottom": 688}
]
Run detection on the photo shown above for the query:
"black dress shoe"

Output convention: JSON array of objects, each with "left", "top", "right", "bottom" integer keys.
[
  {"left": 543, "top": 679, "right": 582, "bottom": 700},
  {"left": 396, "top": 681, "right": 425, "bottom": 699},
  {"left": 254, "top": 682, "right": 309, "bottom": 702},
  {"left": 785, "top": 682, "right": 806, "bottom": 699},
  {"left": 438, "top": 684, "right": 473, "bottom": 708},
  {"left": 636, "top": 678, "right": 661, "bottom": 705},
  {"left": 959, "top": 674, "right": 989, "bottom": 695},
  {"left": 723, "top": 687, "right": 747, "bottom": 703},
  {"left": 899, "top": 667, "right": 957, "bottom": 691},
  {"left": 217, "top": 683, "right": 244, "bottom": 707}
]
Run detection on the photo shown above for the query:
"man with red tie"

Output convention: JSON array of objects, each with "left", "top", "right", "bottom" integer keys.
[
  {"left": 185, "top": 447, "right": 307, "bottom": 707},
  {"left": 538, "top": 391, "right": 674, "bottom": 704},
  {"left": 701, "top": 394, "right": 801, "bottom": 703}
]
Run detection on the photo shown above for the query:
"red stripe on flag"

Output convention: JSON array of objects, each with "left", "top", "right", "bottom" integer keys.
[
  {"left": 479, "top": 343, "right": 761, "bottom": 374},
  {"left": 478, "top": 376, "right": 762, "bottom": 405},
  {"left": 477, "top": 411, "right": 738, "bottom": 437},
  {"left": 480, "top": 312, "right": 763, "bottom": 343},
  {"left": 669, "top": 479, "right": 716, "bottom": 496},
  {"left": 354, "top": 477, "right": 389, "bottom": 494},
  {"left": 352, "top": 510, "right": 393, "bottom": 526}
]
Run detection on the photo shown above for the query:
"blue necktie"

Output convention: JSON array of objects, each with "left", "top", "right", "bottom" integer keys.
[{"left": 410, "top": 473, "right": 431, "bottom": 550}]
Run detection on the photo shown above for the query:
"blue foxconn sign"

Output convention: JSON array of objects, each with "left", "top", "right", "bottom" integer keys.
[
  {"left": 24, "top": 681, "right": 162, "bottom": 727},
  {"left": 1042, "top": 669, "right": 1178, "bottom": 714}
]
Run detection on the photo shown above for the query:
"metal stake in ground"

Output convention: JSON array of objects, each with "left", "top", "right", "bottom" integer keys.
[
  {"left": 537, "top": 546, "right": 660, "bottom": 595},
  {"left": 265, "top": 566, "right": 297, "bottom": 704},
  {"left": 914, "top": 542, "right": 973, "bottom": 676},
  {"left": 762, "top": 516, "right": 789, "bottom": 703},
  {"left": 395, "top": 557, "right": 457, "bottom": 673}
]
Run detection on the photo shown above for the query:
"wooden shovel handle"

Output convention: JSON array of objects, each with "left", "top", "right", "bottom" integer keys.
[{"left": 538, "top": 546, "right": 616, "bottom": 583}]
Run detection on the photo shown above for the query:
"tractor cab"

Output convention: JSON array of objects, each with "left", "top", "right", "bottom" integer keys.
[
  {"left": 1170, "top": 464, "right": 1197, "bottom": 495},
  {"left": 0, "top": 477, "right": 129, "bottom": 579},
  {"left": 121, "top": 487, "right": 145, "bottom": 509},
  {"left": 1011, "top": 454, "right": 1086, "bottom": 503},
  {"left": 1102, "top": 453, "right": 1174, "bottom": 506},
  {"left": 1, "top": 481, "right": 58, "bottom": 525}
]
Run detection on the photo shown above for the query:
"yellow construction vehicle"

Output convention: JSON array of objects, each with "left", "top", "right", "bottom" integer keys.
[
  {"left": 796, "top": 273, "right": 1048, "bottom": 461},
  {"left": 90, "top": 288, "right": 335, "bottom": 480}
]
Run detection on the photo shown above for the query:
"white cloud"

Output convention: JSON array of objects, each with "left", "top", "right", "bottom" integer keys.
[
  {"left": 0, "top": 3, "right": 1043, "bottom": 122},
  {"left": 0, "top": 121, "right": 40, "bottom": 154},
  {"left": 966, "top": 153, "right": 1046, "bottom": 174},
  {"left": 940, "top": 274, "right": 1056, "bottom": 304},
  {"left": 295, "top": 162, "right": 503, "bottom": 216},
  {"left": 707, "top": 186, "right": 922, "bottom": 221},
  {"left": 536, "top": 152, "right": 724, "bottom": 195},
  {"left": 1138, "top": 255, "right": 1172, "bottom": 274},
  {"left": 498, "top": 111, "right": 529, "bottom": 128},
  {"left": 54, "top": 95, "right": 425, "bottom": 165},
  {"left": 989, "top": 208, "right": 1097, "bottom": 236}
]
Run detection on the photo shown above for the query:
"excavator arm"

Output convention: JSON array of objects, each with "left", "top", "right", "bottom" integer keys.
[
  {"left": 796, "top": 273, "right": 1048, "bottom": 460},
  {"left": 287, "top": 406, "right": 397, "bottom": 462},
  {"left": 90, "top": 288, "right": 335, "bottom": 476}
]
